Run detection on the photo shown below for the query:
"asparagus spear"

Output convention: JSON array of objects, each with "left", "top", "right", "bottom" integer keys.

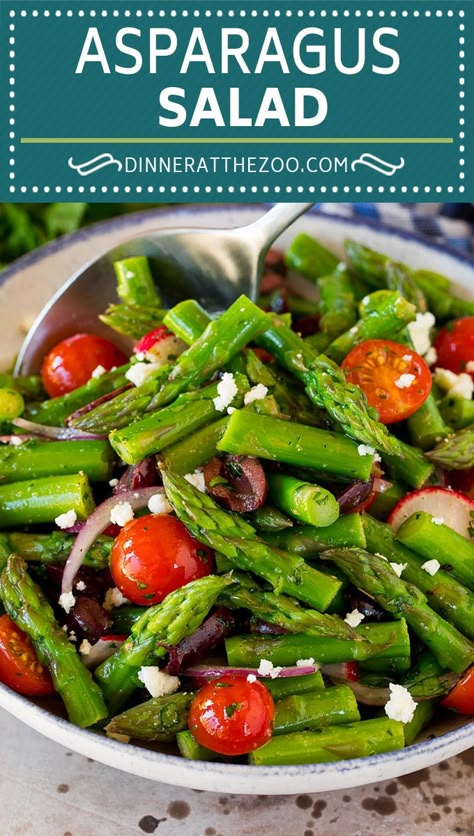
[
  {"left": 25, "top": 364, "right": 130, "bottom": 427},
  {"left": 267, "top": 473, "right": 339, "bottom": 528},
  {"left": 395, "top": 512, "right": 474, "bottom": 591},
  {"left": 381, "top": 439, "right": 434, "bottom": 489},
  {"left": 109, "top": 374, "right": 249, "bottom": 465},
  {"left": 425, "top": 425, "right": 474, "bottom": 470},
  {"left": 363, "top": 514, "right": 474, "bottom": 641},
  {"left": 105, "top": 692, "right": 194, "bottom": 742},
  {"left": 217, "top": 572, "right": 357, "bottom": 640},
  {"left": 177, "top": 730, "right": 222, "bottom": 761},
  {"left": 284, "top": 232, "right": 340, "bottom": 282},
  {"left": 316, "top": 264, "right": 358, "bottom": 339},
  {"left": 323, "top": 547, "right": 474, "bottom": 673},
  {"left": 8, "top": 531, "right": 112, "bottom": 570},
  {"left": 250, "top": 717, "right": 405, "bottom": 765},
  {"left": 100, "top": 303, "right": 166, "bottom": 339},
  {"left": 225, "top": 620, "right": 410, "bottom": 667},
  {"left": 265, "top": 671, "right": 325, "bottom": 700},
  {"left": 0, "top": 439, "right": 115, "bottom": 484},
  {"left": 262, "top": 514, "right": 367, "bottom": 555},
  {"left": 326, "top": 291, "right": 416, "bottom": 365},
  {"left": 72, "top": 296, "right": 267, "bottom": 433},
  {"left": 161, "top": 471, "right": 342, "bottom": 612},
  {"left": 94, "top": 574, "right": 231, "bottom": 714},
  {"left": 0, "top": 373, "right": 45, "bottom": 401},
  {"left": 163, "top": 299, "right": 213, "bottom": 344},
  {"left": 218, "top": 411, "right": 375, "bottom": 482},
  {"left": 273, "top": 685, "right": 360, "bottom": 735},
  {"left": 114, "top": 256, "right": 160, "bottom": 306},
  {"left": 0, "top": 473, "right": 95, "bottom": 528},
  {"left": 439, "top": 394, "right": 474, "bottom": 431},
  {"left": 158, "top": 416, "right": 230, "bottom": 474},
  {"left": 256, "top": 321, "right": 401, "bottom": 456},
  {"left": 0, "top": 555, "right": 107, "bottom": 727}
]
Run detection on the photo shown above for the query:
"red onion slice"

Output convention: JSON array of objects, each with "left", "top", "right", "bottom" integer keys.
[
  {"left": 81, "top": 635, "right": 126, "bottom": 669},
  {"left": 66, "top": 384, "right": 133, "bottom": 424},
  {"left": 0, "top": 434, "right": 37, "bottom": 445},
  {"left": 13, "top": 417, "right": 106, "bottom": 441},
  {"left": 182, "top": 663, "right": 318, "bottom": 680},
  {"left": 61, "top": 486, "right": 164, "bottom": 596}
]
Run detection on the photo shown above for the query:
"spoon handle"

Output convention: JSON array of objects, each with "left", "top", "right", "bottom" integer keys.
[{"left": 238, "top": 202, "right": 314, "bottom": 250}]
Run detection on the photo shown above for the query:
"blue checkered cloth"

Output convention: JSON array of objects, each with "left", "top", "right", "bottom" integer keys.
[{"left": 316, "top": 203, "right": 474, "bottom": 256}]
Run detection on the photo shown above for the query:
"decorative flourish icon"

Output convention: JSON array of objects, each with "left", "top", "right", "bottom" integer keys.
[
  {"left": 351, "top": 154, "right": 405, "bottom": 176},
  {"left": 68, "top": 153, "right": 122, "bottom": 176}
]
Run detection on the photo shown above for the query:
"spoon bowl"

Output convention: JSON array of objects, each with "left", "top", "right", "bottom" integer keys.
[{"left": 15, "top": 203, "right": 312, "bottom": 376}]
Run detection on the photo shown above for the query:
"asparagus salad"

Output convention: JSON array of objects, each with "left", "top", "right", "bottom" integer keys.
[{"left": 1, "top": 233, "right": 474, "bottom": 766}]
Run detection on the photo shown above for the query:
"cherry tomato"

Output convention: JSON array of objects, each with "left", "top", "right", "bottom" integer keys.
[
  {"left": 188, "top": 674, "right": 275, "bottom": 756},
  {"left": 441, "top": 665, "right": 474, "bottom": 715},
  {"left": 341, "top": 339, "right": 432, "bottom": 424},
  {"left": 0, "top": 614, "right": 54, "bottom": 696},
  {"left": 110, "top": 514, "right": 214, "bottom": 606},
  {"left": 41, "top": 333, "right": 127, "bottom": 398},
  {"left": 435, "top": 317, "right": 474, "bottom": 378}
]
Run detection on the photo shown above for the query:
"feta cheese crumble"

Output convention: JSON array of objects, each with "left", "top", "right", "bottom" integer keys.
[
  {"left": 125, "top": 362, "right": 161, "bottom": 388},
  {"left": 148, "top": 493, "right": 172, "bottom": 515},
  {"left": 108, "top": 478, "right": 119, "bottom": 488},
  {"left": 75, "top": 580, "right": 86, "bottom": 592},
  {"left": 109, "top": 501, "right": 134, "bottom": 527},
  {"left": 257, "top": 659, "right": 283, "bottom": 679},
  {"left": 357, "top": 444, "right": 376, "bottom": 457},
  {"left": 384, "top": 683, "right": 417, "bottom": 724},
  {"left": 91, "top": 364, "right": 106, "bottom": 379},
  {"left": 432, "top": 517, "right": 444, "bottom": 526},
  {"left": 407, "top": 312, "right": 436, "bottom": 357},
  {"left": 244, "top": 384, "right": 269, "bottom": 406},
  {"left": 395, "top": 373, "right": 416, "bottom": 389},
  {"left": 390, "top": 562, "right": 407, "bottom": 577},
  {"left": 54, "top": 509, "right": 77, "bottom": 530},
  {"left": 213, "top": 372, "right": 238, "bottom": 412},
  {"left": 247, "top": 673, "right": 257, "bottom": 683},
  {"left": 421, "top": 559, "right": 441, "bottom": 576},
  {"left": 296, "top": 657, "right": 316, "bottom": 668},
  {"left": 79, "top": 639, "right": 92, "bottom": 656},
  {"left": 103, "top": 587, "right": 129, "bottom": 611},
  {"left": 434, "top": 368, "right": 474, "bottom": 400},
  {"left": 344, "top": 609, "right": 366, "bottom": 627},
  {"left": 58, "top": 591, "right": 76, "bottom": 614},
  {"left": 138, "top": 667, "right": 180, "bottom": 698},
  {"left": 184, "top": 470, "right": 206, "bottom": 493},
  {"left": 466, "top": 361, "right": 474, "bottom": 373},
  {"left": 424, "top": 347, "right": 438, "bottom": 366}
]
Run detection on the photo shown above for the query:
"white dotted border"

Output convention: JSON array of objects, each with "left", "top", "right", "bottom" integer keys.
[{"left": 8, "top": 7, "right": 467, "bottom": 198}]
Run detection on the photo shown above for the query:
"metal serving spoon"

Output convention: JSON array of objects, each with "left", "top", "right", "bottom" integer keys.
[{"left": 15, "top": 202, "right": 312, "bottom": 376}]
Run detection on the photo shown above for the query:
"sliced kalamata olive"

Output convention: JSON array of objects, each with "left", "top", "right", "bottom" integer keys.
[
  {"left": 204, "top": 455, "right": 268, "bottom": 513},
  {"left": 260, "top": 272, "right": 286, "bottom": 295},
  {"left": 165, "top": 607, "right": 235, "bottom": 675},
  {"left": 264, "top": 247, "right": 287, "bottom": 277},
  {"left": 65, "top": 596, "right": 113, "bottom": 643},
  {"left": 114, "top": 456, "right": 158, "bottom": 494},
  {"left": 293, "top": 314, "right": 320, "bottom": 338},
  {"left": 344, "top": 588, "right": 388, "bottom": 622},
  {"left": 47, "top": 565, "right": 113, "bottom": 601},
  {"left": 337, "top": 478, "right": 374, "bottom": 514}
]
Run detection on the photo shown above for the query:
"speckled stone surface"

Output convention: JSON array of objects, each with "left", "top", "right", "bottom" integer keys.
[{"left": 1, "top": 709, "right": 472, "bottom": 836}]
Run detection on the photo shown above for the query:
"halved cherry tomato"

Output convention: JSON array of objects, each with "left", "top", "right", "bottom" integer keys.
[
  {"left": 435, "top": 317, "right": 474, "bottom": 378},
  {"left": 41, "top": 333, "right": 127, "bottom": 397},
  {"left": 441, "top": 665, "right": 474, "bottom": 715},
  {"left": 0, "top": 614, "right": 54, "bottom": 696},
  {"left": 341, "top": 339, "right": 432, "bottom": 424},
  {"left": 188, "top": 674, "right": 275, "bottom": 756},
  {"left": 110, "top": 514, "right": 214, "bottom": 606}
]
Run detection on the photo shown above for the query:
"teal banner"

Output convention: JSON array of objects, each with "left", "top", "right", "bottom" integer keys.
[{"left": 2, "top": 0, "right": 472, "bottom": 201}]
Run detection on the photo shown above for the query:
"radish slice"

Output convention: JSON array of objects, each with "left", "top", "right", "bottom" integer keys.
[
  {"left": 61, "top": 487, "right": 165, "bottom": 596},
  {"left": 388, "top": 487, "right": 474, "bottom": 539},
  {"left": 13, "top": 417, "right": 106, "bottom": 441},
  {"left": 134, "top": 327, "right": 186, "bottom": 365}
]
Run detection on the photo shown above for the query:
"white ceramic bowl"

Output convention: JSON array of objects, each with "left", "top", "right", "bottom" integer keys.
[{"left": 1, "top": 204, "right": 473, "bottom": 794}]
